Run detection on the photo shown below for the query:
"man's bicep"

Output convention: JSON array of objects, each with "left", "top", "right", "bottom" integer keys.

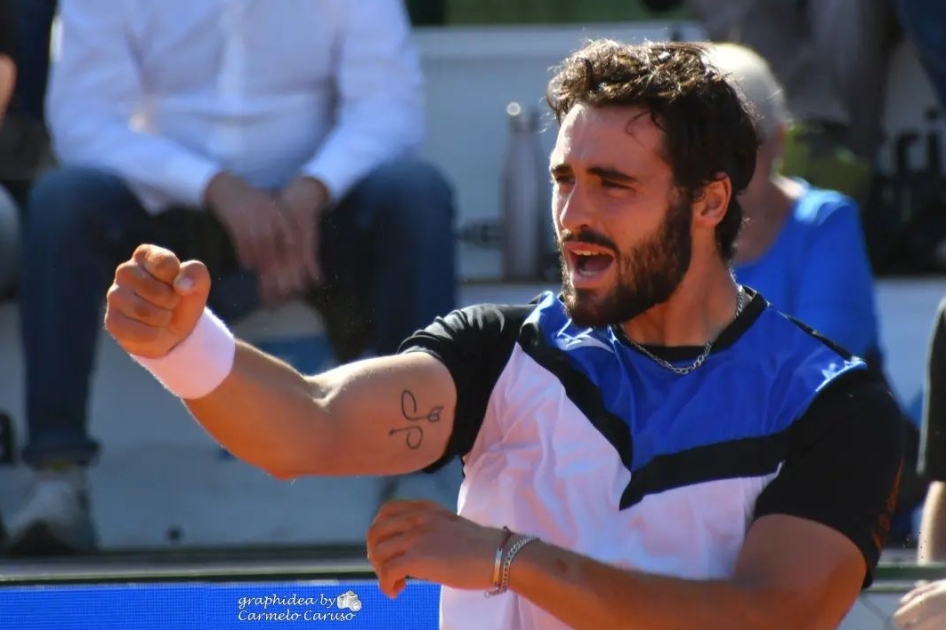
[
  {"left": 750, "top": 372, "right": 904, "bottom": 588},
  {"left": 732, "top": 371, "right": 903, "bottom": 629},
  {"left": 314, "top": 303, "right": 529, "bottom": 477},
  {"left": 315, "top": 352, "right": 458, "bottom": 475}
]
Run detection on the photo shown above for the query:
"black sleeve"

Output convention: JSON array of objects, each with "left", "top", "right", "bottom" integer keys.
[
  {"left": 920, "top": 297, "right": 946, "bottom": 481},
  {"left": 397, "top": 304, "right": 531, "bottom": 473},
  {"left": 753, "top": 371, "right": 904, "bottom": 589}
]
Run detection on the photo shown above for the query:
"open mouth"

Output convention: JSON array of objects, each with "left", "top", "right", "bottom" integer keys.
[{"left": 563, "top": 244, "right": 616, "bottom": 284}]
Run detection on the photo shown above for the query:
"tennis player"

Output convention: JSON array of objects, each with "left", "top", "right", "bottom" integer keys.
[{"left": 104, "top": 40, "right": 903, "bottom": 630}]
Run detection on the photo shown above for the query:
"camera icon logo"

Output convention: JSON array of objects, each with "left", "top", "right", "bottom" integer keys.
[{"left": 336, "top": 590, "right": 362, "bottom": 612}]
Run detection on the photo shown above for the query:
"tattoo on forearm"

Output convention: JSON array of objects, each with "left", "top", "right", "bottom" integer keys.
[{"left": 388, "top": 390, "right": 443, "bottom": 450}]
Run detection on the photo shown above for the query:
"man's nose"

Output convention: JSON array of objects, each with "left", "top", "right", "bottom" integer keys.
[{"left": 557, "top": 185, "right": 595, "bottom": 235}]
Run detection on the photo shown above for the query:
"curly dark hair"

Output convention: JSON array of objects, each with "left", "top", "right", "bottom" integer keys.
[{"left": 546, "top": 40, "right": 759, "bottom": 261}]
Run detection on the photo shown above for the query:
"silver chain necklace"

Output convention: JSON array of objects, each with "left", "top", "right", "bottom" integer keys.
[{"left": 624, "top": 286, "right": 746, "bottom": 375}]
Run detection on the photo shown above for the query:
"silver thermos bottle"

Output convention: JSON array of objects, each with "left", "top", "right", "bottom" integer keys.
[{"left": 501, "top": 102, "right": 556, "bottom": 281}]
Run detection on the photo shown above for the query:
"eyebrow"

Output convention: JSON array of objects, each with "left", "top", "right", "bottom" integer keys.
[
  {"left": 588, "top": 166, "right": 638, "bottom": 183},
  {"left": 549, "top": 163, "right": 639, "bottom": 184}
]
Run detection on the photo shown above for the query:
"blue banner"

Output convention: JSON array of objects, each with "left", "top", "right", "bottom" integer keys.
[{"left": 0, "top": 580, "right": 441, "bottom": 629}]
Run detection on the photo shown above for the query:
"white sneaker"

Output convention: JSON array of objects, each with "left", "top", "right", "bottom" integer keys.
[{"left": 5, "top": 468, "right": 98, "bottom": 555}]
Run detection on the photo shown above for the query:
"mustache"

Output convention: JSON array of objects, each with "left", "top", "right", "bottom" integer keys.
[{"left": 559, "top": 229, "right": 619, "bottom": 254}]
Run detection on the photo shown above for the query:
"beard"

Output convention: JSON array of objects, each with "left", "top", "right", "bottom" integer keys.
[{"left": 560, "top": 197, "right": 693, "bottom": 328}]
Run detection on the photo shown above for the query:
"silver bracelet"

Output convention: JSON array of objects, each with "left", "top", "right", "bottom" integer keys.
[
  {"left": 485, "top": 533, "right": 540, "bottom": 597},
  {"left": 490, "top": 527, "right": 514, "bottom": 591}
]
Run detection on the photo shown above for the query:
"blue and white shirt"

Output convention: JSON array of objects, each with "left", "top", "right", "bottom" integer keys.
[{"left": 402, "top": 289, "right": 902, "bottom": 630}]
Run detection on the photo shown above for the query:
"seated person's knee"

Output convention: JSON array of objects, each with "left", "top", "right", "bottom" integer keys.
[{"left": 25, "top": 166, "right": 134, "bottom": 242}]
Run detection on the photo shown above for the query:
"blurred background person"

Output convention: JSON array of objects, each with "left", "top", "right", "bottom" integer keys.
[
  {"left": 645, "top": 0, "right": 898, "bottom": 208},
  {"left": 894, "top": 296, "right": 946, "bottom": 628},
  {"left": 893, "top": 2, "right": 946, "bottom": 624},
  {"left": 705, "top": 43, "right": 881, "bottom": 361},
  {"left": 916, "top": 298, "right": 946, "bottom": 562},
  {"left": 7, "top": 0, "right": 457, "bottom": 556},
  {"left": 706, "top": 42, "right": 927, "bottom": 543}
]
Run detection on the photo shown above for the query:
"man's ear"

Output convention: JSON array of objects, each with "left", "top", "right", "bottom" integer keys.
[{"left": 694, "top": 175, "right": 732, "bottom": 227}]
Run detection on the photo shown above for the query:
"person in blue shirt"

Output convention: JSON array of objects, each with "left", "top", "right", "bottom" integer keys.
[
  {"left": 706, "top": 43, "right": 881, "bottom": 363},
  {"left": 708, "top": 43, "right": 927, "bottom": 544}
]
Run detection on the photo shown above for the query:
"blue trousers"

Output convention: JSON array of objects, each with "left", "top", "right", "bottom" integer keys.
[{"left": 18, "top": 161, "right": 457, "bottom": 467}]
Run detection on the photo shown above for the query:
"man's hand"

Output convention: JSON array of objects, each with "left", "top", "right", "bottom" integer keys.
[
  {"left": 366, "top": 500, "right": 506, "bottom": 599},
  {"left": 277, "top": 175, "right": 329, "bottom": 286},
  {"left": 254, "top": 176, "right": 329, "bottom": 309},
  {"left": 204, "top": 172, "right": 294, "bottom": 272},
  {"left": 894, "top": 579, "right": 946, "bottom": 629},
  {"left": 104, "top": 244, "right": 211, "bottom": 359}
]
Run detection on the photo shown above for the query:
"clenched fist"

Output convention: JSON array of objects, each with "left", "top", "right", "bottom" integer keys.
[{"left": 105, "top": 244, "right": 212, "bottom": 359}]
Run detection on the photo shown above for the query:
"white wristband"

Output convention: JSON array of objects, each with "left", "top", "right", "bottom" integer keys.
[{"left": 132, "top": 308, "right": 236, "bottom": 400}]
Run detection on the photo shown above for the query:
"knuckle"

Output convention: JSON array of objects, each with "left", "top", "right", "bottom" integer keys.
[
  {"left": 154, "top": 310, "right": 173, "bottom": 327},
  {"left": 135, "top": 244, "right": 178, "bottom": 276},
  {"left": 114, "top": 261, "right": 138, "bottom": 283},
  {"left": 154, "top": 251, "right": 178, "bottom": 271},
  {"left": 105, "top": 312, "right": 134, "bottom": 339},
  {"left": 140, "top": 282, "right": 173, "bottom": 306},
  {"left": 131, "top": 300, "right": 156, "bottom": 322},
  {"left": 103, "top": 309, "right": 119, "bottom": 331},
  {"left": 132, "top": 244, "right": 154, "bottom": 262},
  {"left": 106, "top": 283, "right": 121, "bottom": 301},
  {"left": 108, "top": 284, "right": 132, "bottom": 308}
]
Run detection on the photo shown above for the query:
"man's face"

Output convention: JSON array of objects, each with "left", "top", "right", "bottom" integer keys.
[{"left": 550, "top": 104, "right": 693, "bottom": 328}]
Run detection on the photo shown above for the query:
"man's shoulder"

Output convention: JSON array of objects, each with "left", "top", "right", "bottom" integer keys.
[
  {"left": 769, "top": 314, "right": 899, "bottom": 431},
  {"left": 398, "top": 299, "right": 541, "bottom": 360},
  {"left": 444, "top": 301, "right": 538, "bottom": 335},
  {"left": 749, "top": 295, "right": 857, "bottom": 358},
  {"left": 742, "top": 298, "right": 874, "bottom": 415},
  {"left": 445, "top": 291, "right": 564, "bottom": 331}
]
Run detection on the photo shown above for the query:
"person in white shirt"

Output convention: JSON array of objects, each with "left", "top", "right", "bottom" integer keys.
[{"left": 6, "top": 0, "right": 457, "bottom": 555}]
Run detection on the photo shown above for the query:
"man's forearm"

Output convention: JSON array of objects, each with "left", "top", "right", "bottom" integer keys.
[
  {"left": 507, "top": 541, "right": 793, "bottom": 630},
  {"left": 919, "top": 481, "right": 946, "bottom": 563},
  {"left": 184, "top": 342, "right": 330, "bottom": 478}
]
